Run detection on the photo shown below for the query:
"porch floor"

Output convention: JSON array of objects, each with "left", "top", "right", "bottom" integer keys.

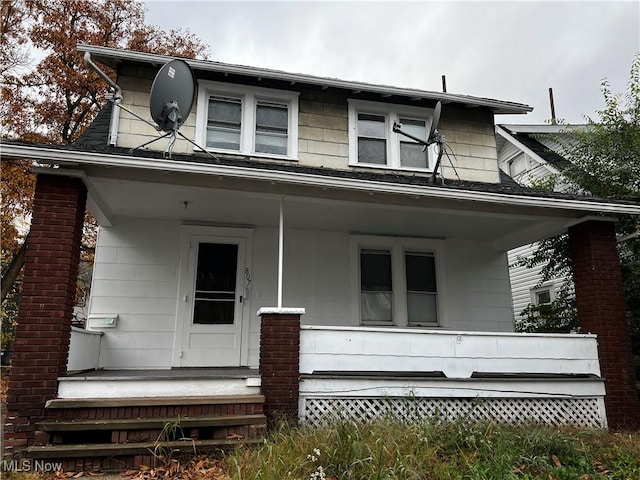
[{"left": 61, "top": 367, "right": 259, "bottom": 381}]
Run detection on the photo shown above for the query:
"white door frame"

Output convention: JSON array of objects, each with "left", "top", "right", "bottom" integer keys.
[{"left": 174, "top": 225, "right": 253, "bottom": 367}]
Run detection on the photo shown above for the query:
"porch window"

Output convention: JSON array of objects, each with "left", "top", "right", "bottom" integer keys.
[
  {"left": 360, "top": 249, "right": 393, "bottom": 323},
  {"left": 196, "top": 80, "right": 299, "bottom": 159},
  {"left": 405, "top": 252, "right": 438, "bottom": 325},
  {"left": 348, "top": 99, "right": 435, "bottom": 171},
  {"left": 354, "top": 236, "right": 443, "bottom": 327}
]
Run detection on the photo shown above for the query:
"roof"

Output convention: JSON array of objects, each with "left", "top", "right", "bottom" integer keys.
[
  {"left": 78, "top": 44, "right": 533, "bottom": 115},
  {"left": 497, "top": 125, "right": 571, "bottom": 171}
]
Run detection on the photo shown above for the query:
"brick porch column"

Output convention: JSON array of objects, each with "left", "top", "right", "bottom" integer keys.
[
  {"left": 569, "top": 219, "right": 640, "bottom": 430},
  {"left": 258, "top": 308, "right": 304, "bottom": 425},
  {"left": 4, "top": 174, "right": 87, "bottom": 453}
]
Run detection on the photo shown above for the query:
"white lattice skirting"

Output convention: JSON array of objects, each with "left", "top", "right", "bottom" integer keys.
[{"left": 301, "top": 397, "right": 606, "bottom": 428}]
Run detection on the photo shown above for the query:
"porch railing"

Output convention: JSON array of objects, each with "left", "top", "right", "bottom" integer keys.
[{"left": 298, "top": 326, "right": 607, "bottom": 428}]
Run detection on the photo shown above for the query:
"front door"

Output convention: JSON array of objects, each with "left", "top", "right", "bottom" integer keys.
[{"left": 177, "top": 232, "right": 249, "bottom": 366}]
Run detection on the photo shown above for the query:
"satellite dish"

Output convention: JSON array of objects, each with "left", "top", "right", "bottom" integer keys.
[
  {"left": 149, "top": 59, "right": 196, "bottom": 132},
  {"left": 427, "top": 101, "right": 442, "bottom": 144}
]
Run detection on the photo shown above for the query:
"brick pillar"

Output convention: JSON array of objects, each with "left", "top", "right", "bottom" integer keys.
[
  {"left": 4, "top": 174, "right": 87, "bottom": 453},
  {"left": 569, "top": 220, "right": 640, "bottom": 430},
  {"left": 258, "top": 308, "right": 304, "bottom": 425}
]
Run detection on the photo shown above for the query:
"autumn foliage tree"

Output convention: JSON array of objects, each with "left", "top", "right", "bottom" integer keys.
[{"left": 1, "top": 0, "right": 209, "bottom": 341}]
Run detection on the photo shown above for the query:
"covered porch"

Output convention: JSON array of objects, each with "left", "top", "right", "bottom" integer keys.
[{"left": 4, "top": 153, "right": 640, "bottom": 461}]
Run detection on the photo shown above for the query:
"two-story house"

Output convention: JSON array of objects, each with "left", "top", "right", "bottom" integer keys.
[{"left": 3, "top": 45, "right": 639, "bottom": 469}]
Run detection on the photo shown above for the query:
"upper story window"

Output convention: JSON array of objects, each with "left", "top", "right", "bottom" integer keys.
[
  {"left": 195, "top": 81, "right": 299, "bottom": 160},
  {"left": 348, "top": 99, "right": 436, "bottom": 171}
]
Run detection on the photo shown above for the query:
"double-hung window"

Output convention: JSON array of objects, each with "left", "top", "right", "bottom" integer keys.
[
  {"left": 353, "top": 236, "right": 444, "bottom": 327},
  {"left": 349, "top": 99, "right": 436, "bottom": 171},
  {"left": 196, "top": 81, "right": 299, "bottom": 159}
]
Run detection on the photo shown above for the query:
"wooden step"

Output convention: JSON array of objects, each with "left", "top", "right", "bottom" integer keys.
[
  {"left": 37, "top": 413, "right": 267, "bottom": 432},
  {"left": 46, "top": 394, "right": 265, "bottom": 409},
  {"left": 27, "top": 438, "right": 262, "bottom": 459}
]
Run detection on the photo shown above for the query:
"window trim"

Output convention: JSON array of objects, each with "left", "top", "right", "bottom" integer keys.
[
  {"left": 351, "top": 235, "right": 446, "bottom": 328},
  {"left": 530, "top": 283, "right": 555, "bottom": 306},
  {"left": 195, "top": 80, "right": 299, "bottom": 160},
  {"left": 348, "top": 99, "right": 436, "bottom": 172}
]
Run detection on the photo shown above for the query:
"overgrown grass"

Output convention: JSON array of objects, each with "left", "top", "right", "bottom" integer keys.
[{"left": 226, "top": 418, "right": 640, "bottom": 480}]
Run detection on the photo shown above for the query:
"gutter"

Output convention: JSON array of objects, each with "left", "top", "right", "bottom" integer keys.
[{"left": 3, "top": 143, "right": 639, "bottom": 216}]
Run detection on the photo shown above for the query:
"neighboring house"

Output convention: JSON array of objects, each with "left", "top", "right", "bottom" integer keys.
[
  {"left": 3, "top": 46, "right": 639, "bottom": 468},
  {"left": 495, "top": 124, "right": 577, "bottom": 327}
]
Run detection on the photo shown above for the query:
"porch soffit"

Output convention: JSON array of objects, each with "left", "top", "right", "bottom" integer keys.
[
  {"left": 70, "top": 169, "right": 581, "bottom": 251},
  {"left": 10, "top": 143, "right": 639, "bottom": 250}
]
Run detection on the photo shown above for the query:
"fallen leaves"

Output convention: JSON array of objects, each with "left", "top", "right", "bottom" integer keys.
[{"left": 122, "top": 456, "right": 230, "bottom": 480}]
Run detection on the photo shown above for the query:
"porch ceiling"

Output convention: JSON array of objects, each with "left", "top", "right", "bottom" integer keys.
[{"left": 85, "top": 171, "right": 575, "bottom": 251}]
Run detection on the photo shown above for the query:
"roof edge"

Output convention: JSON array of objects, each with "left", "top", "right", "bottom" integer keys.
[
  {"left": 78, "top": 44, "right": 533, "bottom": 115},
  {"left": 3, "top": 142, "right": 638, "bottom": 216}
]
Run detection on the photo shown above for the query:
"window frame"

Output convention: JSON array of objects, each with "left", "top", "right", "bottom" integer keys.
[
  {"left": 530, "top": 284, "right": 555, "bottom": 306},
  {"left": 348, "top": 99, "right": 437, "bottom": 172},
  {"left": 195, "top": 80, "right": 299, "bottom": 160},
  {"left": 351, "top": 235, "right": 446, "bottom": 328}
]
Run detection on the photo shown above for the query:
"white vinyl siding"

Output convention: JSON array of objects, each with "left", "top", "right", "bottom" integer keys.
[{"left": 88, "top": 222, "right": 515, "bottom": 370}]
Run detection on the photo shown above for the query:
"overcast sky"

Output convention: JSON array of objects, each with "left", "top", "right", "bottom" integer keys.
[{"left": 144, "top": 0, "right": 638, "bottom": 124}]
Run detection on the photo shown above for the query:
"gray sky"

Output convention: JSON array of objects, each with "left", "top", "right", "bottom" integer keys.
[{"left": 144, "top": 0, "right": 639, "bottom": 124}]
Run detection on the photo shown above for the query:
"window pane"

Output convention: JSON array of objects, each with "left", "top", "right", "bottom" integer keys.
[
  {"left": 209, "top": 97, "right": 242, "bottom": 124},
  {"left": 405, "top": 253, "right": 437, "bottom": 292},
  {"left": 400, "top": 142, "right": 427, "bottom": 168},
  {"left": 358, "top": 138, "right": 386, "bottom": 164},
  {"left": 255, "top": 132, "right": 287, "bottom": 155},
  {"left": 407, "top": 292, "right": 438, "bottom": 325},
  {"left": 361, "top": 250, "right": 392, "bottom": 291},
  {"left": 399, "top": 118, "right": 427, "bottom": 168},
  {"left": 535, "top": 289, "right": 551, "bottom": 305},
  {"left": 361, "top": 249, "right": 392, "bottom": 323},
  {"left": 194, "top": 243, "right": 238, "bottom": 325},
  {"left": 358, "top": 113, "right": 386, "bottom": 138},
  {"left": 256, "top": 103, "right": 288, "bottom": 130},
  {"left": 207, "top": 127, "right": 240, "bottom": 150},
  {"left": 256, "top": 102, "right": 288, "bottom": 155},
  {"left": 399, "top": 118, "right": 426, "bottom": 140},
  {"left": 207, "top": 97, "right": 241, "bottom": 150},
  {"left": 361, "top": 292, "right": 393, "bottom": 322}
]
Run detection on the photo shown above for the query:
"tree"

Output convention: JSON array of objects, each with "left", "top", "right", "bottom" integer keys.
[
  {"left": 516, "top": 54, "right": 640, "bottom": 375},
  {"left": 1, "top": 0, "right": 209, "bottom": 316}
]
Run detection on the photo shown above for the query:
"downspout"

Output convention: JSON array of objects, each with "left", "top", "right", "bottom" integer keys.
[{"left": 84, "top": 51, "right": 121, "bottom": 146}]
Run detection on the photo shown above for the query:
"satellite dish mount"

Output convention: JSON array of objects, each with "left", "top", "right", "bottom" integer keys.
[{"left": 393, "top": 101, "right": 444, "bottom": 182}]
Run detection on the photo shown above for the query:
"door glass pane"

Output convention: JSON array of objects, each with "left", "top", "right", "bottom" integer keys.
[
  {"left": 360, "top": 249, "right": 392, "bottom": 323},
  {"left": 207, "top": 97, "right": 241, "bottom": 150},
  {"left": 405, "top": 252, "right": 438, "bottom": 325},
  {"left": 193, "top": 243, "right": 238, "bottom": 325}
]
